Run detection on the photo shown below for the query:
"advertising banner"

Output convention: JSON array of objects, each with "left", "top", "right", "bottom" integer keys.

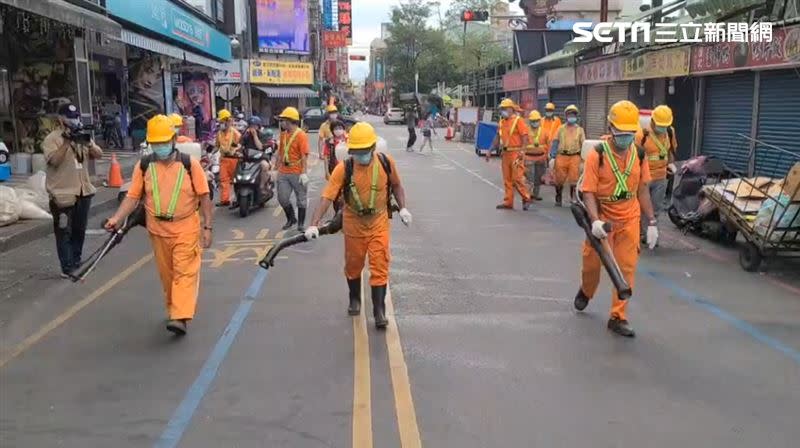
[
  {"left": 214, "top": 61, "right": 248, "bottom": 84},
  {"left": 323, "top": 0, "right": 335, "bottom": 30},
  {"left": 256, "top": 0, "right": 310, "bottom": 54},
  {"left": 502, "top": 68, "right": 531, "bottom": 92},
  {"left": 105, "top": 0, "right": 231, "bottom": 60},
  {"left": 175, "top": 72, "right": 212, "bottom": 140},
  {"left": 576, "top": 57, "right": 623, "bottom": 84},
  {"left": 250, "top": 60, "right": 314, "bottom": 85},
  {"left": 338, "top": 0, "right": 353, "bottom": 44},
  {"left": 623, "top": 46, "right": 690, "bottom": 80},
  {"left": 323, "top": 30, "right": 348, "bottom": 48},
  {"left": 690, "top": 24, "right": 800, "bottom": 74}
]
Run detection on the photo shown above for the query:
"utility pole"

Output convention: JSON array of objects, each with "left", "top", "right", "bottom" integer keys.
[{"left": 241, "top": 0, "right": 254, "bottom": 117}]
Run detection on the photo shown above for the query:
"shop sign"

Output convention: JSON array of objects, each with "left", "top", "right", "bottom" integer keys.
[
  {"left": 690, "top": 24, "right": 800, "bottom": 74},
  {"left": 623, "top": 46, "right": 690, "bottom": 80},
  {"left": 546, "top": 67, "right": 576, "bottom": 88},
  {"left": 214, "top": 62, "right": 248, "bottom": 84},
  {"left": 338, "top": 0, "right": 353, "bottom": 45},
  {"left": 250, "top": 60, "right": 314, "bottom": 85},
  {"left": 576, "top": 57, "right": 623, "bottom": 84},
  {"left": 323, "top": 31, "right": 348, "bottom": 48},
  {"left": 503, "top": 68, "right": 531, "bottom": 92},
  {"left": 105, "top": 0, "right": 232, "bottom": 61}
]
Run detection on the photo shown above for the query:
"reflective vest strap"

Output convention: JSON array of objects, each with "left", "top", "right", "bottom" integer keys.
[
  {"left": 282, "top": 129, "right": 301, "bottom": 165},
  {"left": 601, "top": 141, "right": 637, "bottom": 199},
  {"left": 348, "top": 158, "right": 380, "bottom": 213},
  {"left": 650, "top": 131, "right": 670, "bottom": 159},
  {"left": 149, "top": 163, "right": 186, "bottom": 219},
  {"left": 500, "top": 116, "right": 520, "bottom": 147}
]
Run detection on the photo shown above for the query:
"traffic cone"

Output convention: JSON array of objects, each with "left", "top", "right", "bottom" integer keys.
[
  {"left": 107, "top": 153, "right": 123, "bottom": 188},
  {"left": 445, "top": 125, "right": 454, "bottom": 141}
]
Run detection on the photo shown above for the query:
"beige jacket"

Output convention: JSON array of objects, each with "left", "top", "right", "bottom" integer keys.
[{"left": 43, "top": 129, "right": 103, "bottom": 208}]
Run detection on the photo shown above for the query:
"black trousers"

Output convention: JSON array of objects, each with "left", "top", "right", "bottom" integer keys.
[
  {"left": 406, "top": 128, "right": 417, "bottom": 149},
  {"left": 50, "top": 195, "right": 93, "bottom": 274}
]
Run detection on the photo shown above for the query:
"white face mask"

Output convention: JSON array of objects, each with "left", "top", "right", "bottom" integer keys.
[
  {"left": 329, "top": 114, "right": 339, "bottom": 121},
  {"left": 333, "top": 129, "right": 345, "bottom": 137}
]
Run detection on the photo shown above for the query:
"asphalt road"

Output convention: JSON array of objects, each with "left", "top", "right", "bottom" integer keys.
[{"left": 1, "top": 116, "right": 799, "bottom": 448}]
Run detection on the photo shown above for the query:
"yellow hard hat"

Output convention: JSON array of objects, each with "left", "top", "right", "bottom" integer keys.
[
  {"left": 528, "top": 110, "right": 542, "bottom": 121},
  {"left": 347, "top": 122, "right": 378, "bottom": 150},
  {"left": 545, "top": 102, "right": 556, "bottom": 111},
  {"left": 218, "top": 109, "right": 231, "bottom": 121},
  {"left": 565, "top": 104, "right": 579, "bottom": 115},
  {"left": 652, "top": 105, "right": 674, "bottom": 127},
  {"left": 146, "top": 114, "right": 176, "bottom": 144},
  {"left": 326, "top": 104, "right": 338, "bottom": 113},
  {"left": 499, "top": 98, "right": 516, "bottom": 109},
  {"left": 279, "top": 107, "right": 301, "bottom": 122},
  {"left": 607, "top": 100, "right": 640, "bottom": 132},
  {"left": 168, "top": 113, "right": 183, "bottom": 128}
]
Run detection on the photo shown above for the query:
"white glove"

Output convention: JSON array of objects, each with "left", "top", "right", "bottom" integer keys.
[
  {"left": 667, "top": 163, "right": 677, "bottom": 175},
  {"left": 304, "top": 226, "right": 319, "bottom": 240},
  {"left": 399, "top": 208, "right": 412, "bottom": 226},
  {"left": 647, "top": 225, "right": 659, "bottom": 250},
  {"left": 299, "top": 173, "right": 309, "bottom": 186},
  {"left": 591, "top": 220, "right": 608, "bottom": 239}
]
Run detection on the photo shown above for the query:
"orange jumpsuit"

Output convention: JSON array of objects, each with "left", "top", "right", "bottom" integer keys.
[
  {"left": 580, "top": 140, "right": 651, "bottom": 320},
  {"left": 216, "top": 127, "right": 241, "bottom": 203},
  {"left": 540, "top": 116, "right": 562, "bottom": 142},
  {"left": 497, "top": 115, "right": 531, "bottom": 207},
  {"left": 635, "top": 127, "right": 677, "bottom": 182},
  {"left": 553, "top": 124, "right": 585, "bottom": 187},
  {"left": 127, "top": 157, "right": 210, "bottom": 320},
  {"left": 524, "top": 125, "right": 551, "bottom": 195},
  {"left": 322, "top": 153, "right": 401, "bottom": 286}
]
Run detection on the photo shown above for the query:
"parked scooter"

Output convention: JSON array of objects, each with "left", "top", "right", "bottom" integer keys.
[
  {"left": 200, "top": 145, "right": 220, "bottom": 201},
  {"left": 667, "top": 155, "right": 737, "bottom": 243}
]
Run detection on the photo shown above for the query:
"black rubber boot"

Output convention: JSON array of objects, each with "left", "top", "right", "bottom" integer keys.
[
  {"left": 281, "top": 206, "right": 297, "bottom": 230},
  {"left": 347, "top": 278, "right": 362, "bottom": 316},
  {"left": 570, "top": 185, "right": 577, "bottom": 202},
  {"left": 574, "top": 289, "right": 590, "bottom": 311},
  {"left": 371, "top": 285, "right": 388, "bottom": 329},
  {"left": 608, "top": 317, "right": 636, "bottom": 338},
  {"left": 166, "top": 319, "right": 187, "bottom": 336},
  {"left": 296, "top": 207, "right": 306, "bottom": 232},
  {"left": 555, "top": 187, "right": 563, "bottom": 207}
]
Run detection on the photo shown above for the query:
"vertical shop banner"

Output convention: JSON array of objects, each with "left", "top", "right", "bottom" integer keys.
[
  {"left": 256, "top": 0, "right": 310, "bottom": 54},
  {"left": 690, "top": 24, "right": 800, "bottom": 74},
  {"left": 323, "top": 0, "right": 335, "bottom": 30},
  {"left": 338, "top": 0, "right": 352, "bottom": 45},
  {"left": 622, "top": 46, "right": 690, "bottom": 80},
  {"left": 175, "top": 73, "right": 212, "bottom": 140},
  {"left": 129, "top": 54, "right": 166, "bottom": 137},
  {"left": 326, "top": 60, "right": 338, "bottom": 85}
]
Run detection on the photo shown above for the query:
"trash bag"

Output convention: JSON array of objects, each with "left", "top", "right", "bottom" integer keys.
[
  {"left": 24, "top": 171, "right": 50, "bottom": 209},
  {"left": 19, "top": 198, "right": 52, "bottom": 220},
  {"left": 0, "top": 185, "right": 21, "bottom": 227}
]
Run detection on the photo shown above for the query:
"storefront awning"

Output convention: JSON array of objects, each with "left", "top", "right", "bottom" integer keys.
[
  {"left": 0, "top": 0, "right": 122, "bottom": 37},
  {"left": 119, "top": 30, "right": 225, "bottom": 70},
  {"left": 255, "top": 86, "right": 317, "bottom": 99}
]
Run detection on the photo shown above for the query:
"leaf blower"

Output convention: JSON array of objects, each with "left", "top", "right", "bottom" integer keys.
[
  {"left": 570, "top": 201, "right": 632, "bottom": 300},
  {"left": 68, "top": 204, "right": 146, "bottom": 282},
  {"left": 258, "top": 210, "right": 343, "bottom": 270}
]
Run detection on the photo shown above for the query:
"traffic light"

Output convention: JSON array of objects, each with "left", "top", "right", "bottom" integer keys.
[{"left": 461, "top": 10, "right": 489, "bottom": 22}]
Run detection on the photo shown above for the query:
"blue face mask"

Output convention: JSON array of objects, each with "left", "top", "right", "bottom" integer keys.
[
  {"left": 352, "top": 151, "right": 373, "bottom": 165},
  {"left": 654, "top": 125, "right": 668, "bottom": 134},
  {"left": 545, "top": 111, "right": 554, "bottom": 118},
  {"left": 152, "top": 143, "right": 174, "bottom": 160},
  {"left": 531, "top": 121, "right": 540, "bottom": 128},
  {"left": 567, "top": 116, "right": 578, "bottom": 125},
  {"left": 612, "top": 133, "right": 635, "bottom": 150}
]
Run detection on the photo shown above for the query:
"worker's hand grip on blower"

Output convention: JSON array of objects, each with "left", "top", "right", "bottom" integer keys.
[
  {"left": 258, "top": 210, "right": 343, "bottom": 270},
  {"left": 570, "top": 202, "right": 632, "bottom": 300}
]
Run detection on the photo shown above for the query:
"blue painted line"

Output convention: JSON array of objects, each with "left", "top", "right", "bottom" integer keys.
[{"left": 154, "top": 268, "right": 269, "bottom": 448}]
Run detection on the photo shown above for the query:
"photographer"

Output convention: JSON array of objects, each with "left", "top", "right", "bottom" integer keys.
[{"left": 43, "top": 103, "right": 103, "bottom": 277}]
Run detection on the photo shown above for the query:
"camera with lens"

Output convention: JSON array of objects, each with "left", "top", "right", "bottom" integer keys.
[{"left": 64, "top": 123, "right": 95, "bottom": 144}]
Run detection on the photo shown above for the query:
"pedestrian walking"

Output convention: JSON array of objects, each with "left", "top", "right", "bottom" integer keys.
[
  {"left": 540, "top": 102, "right": 562, "bottom": 142},
  {"left": 488, "top": 99, "right": 532, "bottom": 210},
  {"left": 215, "top": 109, "right": 241, "bottom": 207},
  {"left": 275, "top": 107, "right": 311, "bottom": 232},
  {"left": 317, "top": 104, "right": 339, "bottom": 159},
  {"left": 306, "top": 122, "right": 412, "bottom": 329},
  {"left": 524, "top": 110, "right": 551, "bottom": 201},
  {"left": 574, "top": 100, "right": 659, "bottom": 338},
  {"left": 549, "top": 104, "right": 586, "bottom": 206},
  {"left": 105, "top": 114, "right": 213, "bottom": 336},
  {"left": 635, "top": 105, "right": 678, "bottom": 243},
  {"left": 405, "top": 107, "right": 417, "bottom": 151},
  {"left": 419, "top": 114, "right": 436, "bottom": 152},
  {"left": 43, "top": 103, "right": 103, "bottom": 277}
]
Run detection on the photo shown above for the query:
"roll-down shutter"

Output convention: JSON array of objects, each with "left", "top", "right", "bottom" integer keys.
[
  {"left": 754, "top": 70, "right": 800, "bottom": 177},
  {"left": 550, "top": 88, "right": 578, "bottom": 120},
  {"left": 700, "top": 72, "right": 755, "bottom": 173}
]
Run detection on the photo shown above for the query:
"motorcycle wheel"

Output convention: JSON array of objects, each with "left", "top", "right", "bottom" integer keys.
[
  {"left": 238, "top": 195, "right": 251, "bottom": 218},
  {"left": 667, "top": 205, "right": 682, "bottom": 227}
]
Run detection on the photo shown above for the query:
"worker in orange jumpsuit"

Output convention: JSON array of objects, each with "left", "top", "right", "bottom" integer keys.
[
  {"left": 169, "top": 113, "right": 194, "bottom": 143},
  {"left": 549, "top": 104, "right": 585, "bottom": 206},
  {"left": 635, "top": 105, "right": 678, "bottom": 242},
  {"left": 306, "top": 122, "right": 411, "bottom": 329},
  {"left": 215, "top": 109, "right": 241, "bottom": 206},
  {"left": 105, "top": 115, "right": 213, "bottom": 336},
  {"left": 574, "top": 101, "right": 659, "bottom": 338},
  {"left": 525, "top": 110, "right": 551, "bottom": 201},
  {"left": 540, "top": 102, "right": 562, "bottom": 142},
  {"left": 274, "top": 106, "right": 311, "bottom": 231},
  {"left": 488, "top": 98, "right": 532, "bottom": 210}
]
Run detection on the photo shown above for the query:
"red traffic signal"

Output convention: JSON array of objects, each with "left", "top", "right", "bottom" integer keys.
[
  {"left": 461, "top": 10, "right": 489, "bottom": 22},
  {"left": 349, "top": 55, "right": 366, "bottom": 61}
]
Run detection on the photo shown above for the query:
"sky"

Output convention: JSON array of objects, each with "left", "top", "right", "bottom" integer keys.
[{"left": 346, "top": 0, "right": 523, "bottom": 82}]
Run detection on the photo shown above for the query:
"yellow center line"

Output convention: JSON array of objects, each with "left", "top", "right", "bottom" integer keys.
[
  {"left": 231, "top": 229, "right": 245, "bottom": 240},
  {"left": 0, "top": 254, "right": 153, "bottom": 369},
  {"left": 273, "top": 207, "right": 284, "bottom": 217},
  {"left": 353, "top": 273, "right": 373, "bottom": 448},
  {"left": 385, "top": 286, "right": 423, "bottom": 448},
  {"left": 256, "top": 229, "right": 270, "bottom": 240}
]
